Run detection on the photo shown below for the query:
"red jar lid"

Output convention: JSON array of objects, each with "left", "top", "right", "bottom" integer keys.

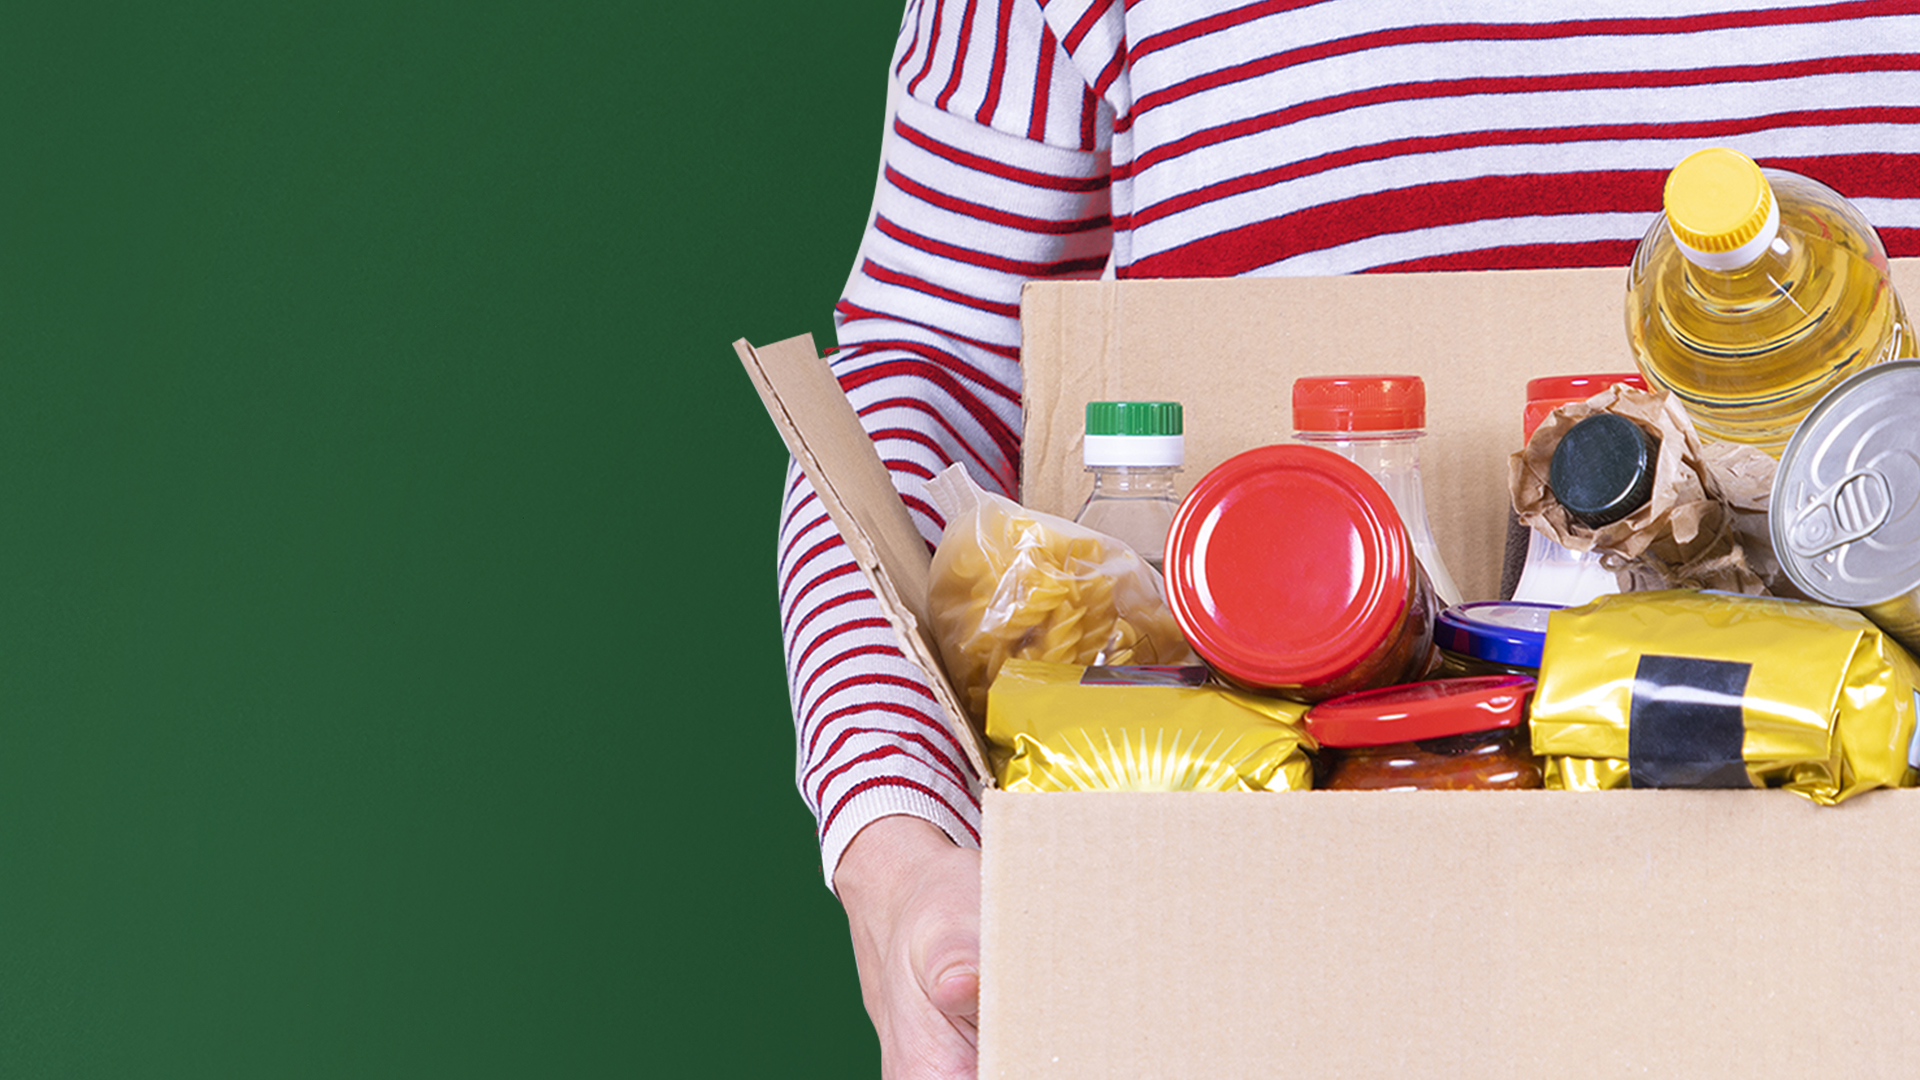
[
  {"left": 1292, "top": 375, "right": 1425, "bottom": 432},
  {"left": 1303, "top": 675, "right": 1536, "bottom": 747},
  {"left": 1164, "top": 445, "right": 1416, "bottom": 693},
  {"left": 1522, "top": 373, "right": 1647, "bottom": 441}
]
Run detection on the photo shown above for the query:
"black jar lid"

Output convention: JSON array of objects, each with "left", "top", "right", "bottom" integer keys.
[{"left": 1548, "top": 413, "right": 1657, "bottom": 528}]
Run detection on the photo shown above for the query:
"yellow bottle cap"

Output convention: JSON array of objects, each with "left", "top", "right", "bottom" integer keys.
[{"left": 1663, "top": 147, "right": 1774, "bottom": 254}]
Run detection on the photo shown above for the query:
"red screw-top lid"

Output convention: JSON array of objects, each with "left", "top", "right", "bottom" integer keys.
[
  {"left": 1522, "top": 373, "right": 1647, "bottom": 442},
  {"left": 1292, "top": 375, "right": 1426, "bottom": 433},
  {"left": 1164, "top": 444, "right": 1417, "bottom": 694},
  {"left": 1303, "top": 675, "right": 1537, "bottom": 747}
]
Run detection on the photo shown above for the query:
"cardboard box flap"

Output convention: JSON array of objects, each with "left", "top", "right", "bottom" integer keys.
[{"left": 733, "top": 334, "right": 991, "bottom": 783}]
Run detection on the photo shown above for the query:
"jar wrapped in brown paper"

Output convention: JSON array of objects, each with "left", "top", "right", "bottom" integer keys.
[{"left": 1508, "top": 384, "right": 1788, "bottom": 596}]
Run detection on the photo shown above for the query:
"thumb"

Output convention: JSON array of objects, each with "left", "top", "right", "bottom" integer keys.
[{"left": 914, "top": 923, "right": 981, "bottom": 1022}]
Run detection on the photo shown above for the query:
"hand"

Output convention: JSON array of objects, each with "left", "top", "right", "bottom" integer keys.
[{"left": 834, "top": 815, "right": 982, "bottom": 1080}]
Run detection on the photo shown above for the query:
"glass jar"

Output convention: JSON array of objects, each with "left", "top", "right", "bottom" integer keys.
[
  {"left": 1505, "top": 373, "right": 1644, "bottom": 605},
  {"left": 1163, "top": 444, "right": 1436, "bottom": 703},
  {"left": 1432, "top": 600, "right": 1557, "bottom": 679},
  {"left": 1304, "top": 675, "right": 1543, "bottom": 790}
]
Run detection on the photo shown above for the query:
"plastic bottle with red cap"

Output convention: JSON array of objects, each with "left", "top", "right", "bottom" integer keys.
[
  {"left": 1163, "top": 444, "right": 1437, "bottom": 703},
  {"left": 1292, "top": 375, "right": 1461, "bottom": 607},
  {"left": 1505, "top": 373, "right": 1645, "bottom": 606}
]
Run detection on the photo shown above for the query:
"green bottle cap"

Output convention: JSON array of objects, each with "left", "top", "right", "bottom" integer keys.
[{"left": 1085, "top": 401, "right": 1183, "bottom": 437}]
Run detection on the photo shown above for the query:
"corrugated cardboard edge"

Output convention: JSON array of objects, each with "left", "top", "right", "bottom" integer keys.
[{"left": 732, "top": 334, "right": 993, "bottom": 785}]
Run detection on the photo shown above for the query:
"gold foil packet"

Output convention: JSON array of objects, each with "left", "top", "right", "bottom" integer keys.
[
  {"left": 1531, "top": 590, "right": 1920, "bottom": 804},
  {"left": 985, "top": 659, "right": 1314, "bottom": 792}
]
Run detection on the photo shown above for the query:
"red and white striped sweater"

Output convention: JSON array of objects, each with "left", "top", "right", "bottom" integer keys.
[{"left": 779, "top": 0, "right": 1920, "bottom": 885}]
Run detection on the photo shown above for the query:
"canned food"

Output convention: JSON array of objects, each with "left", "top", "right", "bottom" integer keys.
[
  {"left": 1163, "top": 444, "right": 1436, "bottom": 702},
  {"left": 1304, "top": 675, "right": 1543, "bottom": 790},
  {"left": 1772, "top": 359, "right": 1920, "bottom": 653}
]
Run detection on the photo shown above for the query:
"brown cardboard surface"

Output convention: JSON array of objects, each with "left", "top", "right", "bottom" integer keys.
[
  {"left": 732, "top": 334, "right": 990, "bottom": 779},
  {"left": 985, "top": 257, "right": 1920, "bottom": 1079},
  {"left": 980, "top": 787, "right": 1920, "bottom": 1079}
]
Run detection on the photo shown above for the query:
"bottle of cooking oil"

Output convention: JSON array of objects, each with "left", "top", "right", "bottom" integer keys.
[{"left": 1625, "top": 147, "right": 1915, "bottom": 456}]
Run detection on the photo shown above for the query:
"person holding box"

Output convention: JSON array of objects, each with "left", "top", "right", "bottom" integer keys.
[{"left": 777, "top": 3, "right": 1920, "bottom": 1076}]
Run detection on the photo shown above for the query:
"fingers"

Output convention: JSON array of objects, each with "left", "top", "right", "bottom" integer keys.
[{"left": 918, "top": 931, "right": 980, "bottom": 1025}]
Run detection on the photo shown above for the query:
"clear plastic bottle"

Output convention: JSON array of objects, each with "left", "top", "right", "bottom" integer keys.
[
  {"left": 1626, "top": 146, "right": 1916, "bottom": 455},
  {"left": 1505, "top": 374, "right": 1642, "bottom": 606},
  {"left": 1075, "top": 401, "right": 1183, "bottom": 572},
  {"left": 1292, "top": 375, "right": 1462, "bottom": 607}
]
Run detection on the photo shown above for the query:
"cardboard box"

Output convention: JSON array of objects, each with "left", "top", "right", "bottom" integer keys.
[{"left": 738, "top": 258, "right": 1920, "bottom": 1079}]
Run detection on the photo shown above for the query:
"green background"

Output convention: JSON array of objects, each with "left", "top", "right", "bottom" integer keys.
[{"left": 5, "top": 1, "right": 901, "bottom": 1074}]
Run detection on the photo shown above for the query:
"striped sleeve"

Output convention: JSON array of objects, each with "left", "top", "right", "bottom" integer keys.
[{"left": 779, "top": 0, "right": 1112, "bottom": 889}]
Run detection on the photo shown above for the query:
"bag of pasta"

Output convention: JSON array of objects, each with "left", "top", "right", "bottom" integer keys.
[
  {"left": 1532, "top": 589, "right": 1920, "bottom": 804},
  {"left": 925, "top": 463, "right": 1197, "bottom": 724}
]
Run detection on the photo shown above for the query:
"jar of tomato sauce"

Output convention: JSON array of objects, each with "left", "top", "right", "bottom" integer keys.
[
  {"left": 1303, "top": 675, "right": 1543, "bottom": 790},
  {"left": 1163, "top": 444, "right": 1436, "bottom": 703}
]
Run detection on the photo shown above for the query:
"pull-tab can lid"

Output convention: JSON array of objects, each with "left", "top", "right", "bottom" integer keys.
[{"left": 1773, "top": 360, "right": 1920, "bottom": 607}]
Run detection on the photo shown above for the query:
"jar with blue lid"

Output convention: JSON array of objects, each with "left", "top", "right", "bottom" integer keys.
[{"left": 1433, "top": 600, "right": 1559, "bottom": 678}]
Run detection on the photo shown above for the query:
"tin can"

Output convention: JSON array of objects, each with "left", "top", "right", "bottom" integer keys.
[
  {"left": 1163, "top": 444, "right": 1437, "bottom": 703},
  {"left": 1772, "top": 359, "right": 1920, "bottom": 653}
]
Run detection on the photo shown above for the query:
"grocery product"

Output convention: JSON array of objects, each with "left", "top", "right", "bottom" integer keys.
[
  {"left": 1163, "top": 444, "right": 1436, "bottom": 703},
  {"left": 1075, "top": 401, "right": 1184, "bottom": 571},
  {"left": 1511, "top": 384, "right": 1779, "bottom": 596},
  {"left": 1293, "top": 374, "right": 1461, "bottom": 606},
  {"left": 985, "top": 659, "right": 1314, "bottom": 792},
  {"left": 1504, "top": 374, "right": 1646, "bottom": 603},
  {"left": 1626, "top": 147, "right": 1915, "bottom": 454},
  {"left": 1772, "top": 359, "right": 1920, "bottom": 655},
  {"left": 924, "top": 463, "right": 1196, "bottom": 724},
  {"left": 1548, "top": 413, "right": 1658, "bottom": 527},
  {"left": 1432, "top": 600, "right": 1555, "bottom": 678},
  {"left": 1531, "top": 590, "right": 1920, "bottom": 804},
  {"left": 1304, "top": 675, "right": 1542, "bottom": 790}
]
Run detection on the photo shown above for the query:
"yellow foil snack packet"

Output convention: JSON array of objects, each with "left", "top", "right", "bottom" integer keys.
[
  {"left": 1532, "top": 590, "right": 1920, "bottom": 804},
  {"left": 925, "top": 464, "right": 1197, "bottom": 725},
  {"left": 985, "top": 659, "right": 1314, "bottom": 792}
]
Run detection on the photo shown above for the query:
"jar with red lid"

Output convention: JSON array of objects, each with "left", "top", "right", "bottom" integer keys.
[
  {"left": 1163, "top": 444, "right": 1437, "bottom": 703},
  {"left": 1303, "top": 675, "right": 1543, "bottom": 791}
]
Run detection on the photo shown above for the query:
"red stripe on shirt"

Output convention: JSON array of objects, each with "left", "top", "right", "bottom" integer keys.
[
  {"left": 887, "top": 165, "right": 1113, "bottom": 234},
  {"left": 820, "top": 776, "right": 981, "bottom": 844},
  {"left": 935, "top": 0, "right": 982, "bottom": 111},
  {"left": 1126, "top": 170, "right": 1665, "bottom": 277},
  {"left": 1123, "top": 107, "right": 1920, "bottom": 230},
  {"left": 977, "top": 0, "right": 1016, "bottom": 123},
  {"left": 1130, "top": 54, "right": 1920, "bottom": 176}
]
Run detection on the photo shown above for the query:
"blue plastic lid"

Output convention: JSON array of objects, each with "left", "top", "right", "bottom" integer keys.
[{"left": 1434, "top": 601, "right": 1560, "bottom": 670}]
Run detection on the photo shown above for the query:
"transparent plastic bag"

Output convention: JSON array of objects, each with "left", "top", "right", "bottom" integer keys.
[{"left": 925, "top": 464, "right": 1197, "bottom": 725}]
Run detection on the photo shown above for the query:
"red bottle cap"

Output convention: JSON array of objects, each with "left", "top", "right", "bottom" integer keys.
[
  {"left": 1292, "top": 375, "right": 1425, "bottom": 432},
  {"left": 1522, "top": 373, "right": 1648, "bottom": 442},
  {"left": 1164, "top": 445, "right": 1416, "bottom": 694},
  {"left": 1303, "top": 675, "right": 1536, "bottom": 747}
]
